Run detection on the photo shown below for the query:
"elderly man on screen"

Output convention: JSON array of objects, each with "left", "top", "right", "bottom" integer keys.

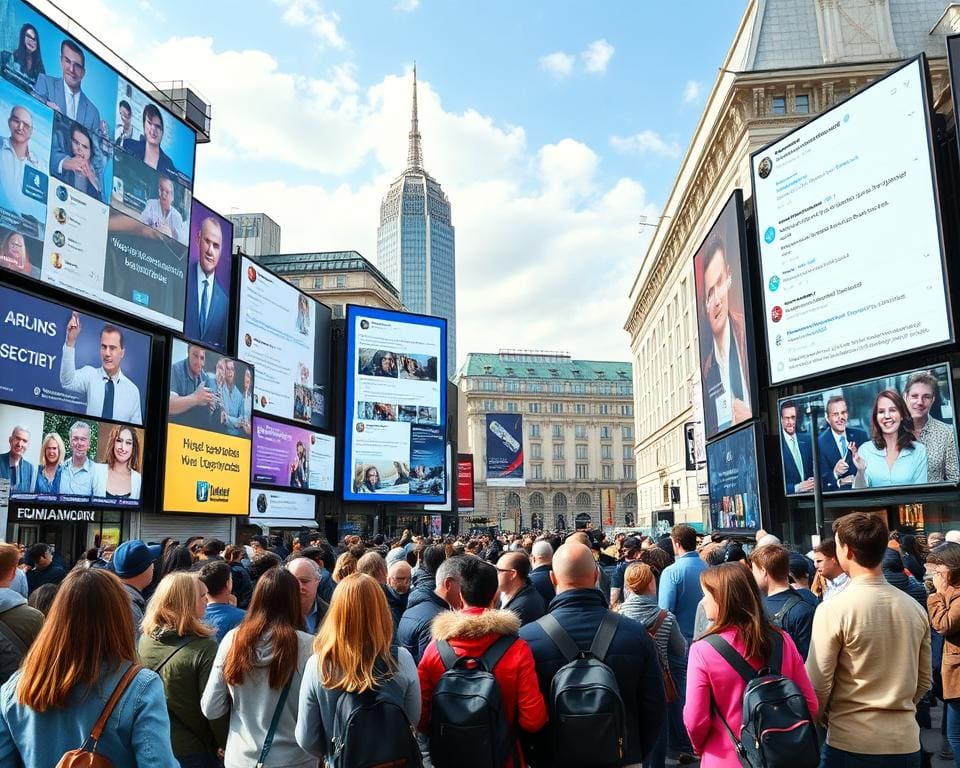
[
  {"left": 0, "top": 426, "right": 34, "bottom": 494},
  {"left": 0, "top": 105, "right": 40, "bottom": 209}
]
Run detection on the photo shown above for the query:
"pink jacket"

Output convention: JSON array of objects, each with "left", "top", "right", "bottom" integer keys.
[{"left": 683, "top": 627, "right": 819, "bottom": 768}]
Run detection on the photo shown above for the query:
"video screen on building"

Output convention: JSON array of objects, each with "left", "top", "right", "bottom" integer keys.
[
  {"left": 777, "top": 363, "right": 958, "bottom": 497},
  {"left": 0, "top": 283, "right": 150, "bottom": 424},
  {"left": 343, "top": 305, "right": 447, "bottom": 503},
  {"left": 237, "top": 256, "right": 332, "bottom": 428},
  {"left": 251, "top": 416, "right": 335, "bottom": 493},
  {"left": 0, "top": 402, "right": 145, "bottom": 507},
  {"left": 0, "top": 0, "right": 197, "bottom": 331},
  {"left": 752, "top": 56, "right": 951, "bottom": 385},
  {"left": 693, "top": 189, "right": 757, "bottom": 440},
  {"left": 457, "top": 453, "right": 475, "bottom": 511},
  {"left": 706, "top": 422, "right": 763, "bottom": 532},
  {"left": 162, "top": 338, "right": 252, "bottom": 514},
  {"left": 182, "top": 199, "right": 234, "bottom": 353},
  {"left": 250, "top": 488, "right": 316, "bottom": 527},
  {"left": 485, "top": 413, "right": 524, "bottom": 487}
]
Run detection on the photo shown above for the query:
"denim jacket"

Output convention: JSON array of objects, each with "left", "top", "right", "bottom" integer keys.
[{"left": 0, "top": 662, "right": 178, "bottom": 767}]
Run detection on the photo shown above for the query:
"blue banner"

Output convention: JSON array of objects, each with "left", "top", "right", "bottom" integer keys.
[{"left": 486, "top": 413, "right": 524, "bottom": 487}]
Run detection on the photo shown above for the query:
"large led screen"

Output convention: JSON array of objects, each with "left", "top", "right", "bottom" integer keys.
[
  {"left": 693, "top": 189, "right": 757, "bottom": 440},
  {"left": 250, "top": 488, "right": 316, "bottom": 526},
  {"left": 183, "top": 199, "right": 234, "bottom": 352},
  {"left": 706, "top": 422, "right": 763, "bottom": 532},
  {"left": 0, "top": 0, "right": 197, "bottom": 331},
  {"left": 251, "top": 416, "right": 335, "bottom": 493},
  {"left": 0, "top": 402, "right": 145, "bottom": 507},
  {"left": 0, "top": 283, "right": 150, "bottom": 424},
  {"left": 162, "top": 339, "right": 252, "bottom": 514},
  {"left": 457, "top": 453, "right": 475, "bottom": 511},
  {"left": 237, "top": 256, "right": 332, "bottom": 428},
  {"left": 752, "top": 56, "right": 951, "bottom": 384},
  {"left": 485, "top": 413, "right": 524, "bottom": 487},
  {"left": 343, "top": 306, "right": 447, "bottom": 503},
  {"left": 777, "top": 363, "right": 958, "bottom": 497}
]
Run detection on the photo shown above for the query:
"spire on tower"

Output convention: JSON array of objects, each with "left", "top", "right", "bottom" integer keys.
[{"left": 406, "top": 63, "right": 423, "bottom": 171}]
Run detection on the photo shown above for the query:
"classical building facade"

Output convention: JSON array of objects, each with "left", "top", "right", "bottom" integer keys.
[
  {"left": 457, "top": 351, "right": 637, "bottom": 531},
  {"left": 624, "top": 0, "right": 950, "bottom": 531},
  {"left": 251, "top": 250, "right": 403, "bottom": 315},
  {"left": 377, "top": 67, "right": 457, "bottom": 377}
]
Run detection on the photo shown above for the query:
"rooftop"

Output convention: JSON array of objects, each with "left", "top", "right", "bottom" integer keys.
[
  {"left": 252, "top": 251, "right": 399, "bottom": 297},
  {"left": 459, "top": 352, "right": 632, "bottom": 381}
]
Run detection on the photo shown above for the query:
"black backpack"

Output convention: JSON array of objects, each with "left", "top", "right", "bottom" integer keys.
[
  {"left": 703, "top": 632, "right": 819, "bottom": 768},
  {"left": 538, "top": 611, "right": 627, "bottom": 768},
  {"left": 328, "top": 650, "right": 423, "bottom": 768},
  {"left": 428, "top": 634, "right": 517, "bottom": 768},
  {"left": 769, "top": 593, "right": 803, "bottom": 630}
]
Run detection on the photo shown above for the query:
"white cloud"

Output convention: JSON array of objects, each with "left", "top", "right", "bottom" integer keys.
[
  {"left": 582, "top": 38, "right": 614, "bottom": 75},
  {"left": 682, "top": 80, "right": 701, "bottom": 104},
  {"left": 540, "top": 51, "right": 574, "bottom": 80},
  {"left": 274, "top": 0, "right": 345, "bottom": 49},
  {"left": 394, "top": 0, "right": 420, "bottom": 10},
  {"left": 609, "top": 130, "right": 681, "bottom": 158}
]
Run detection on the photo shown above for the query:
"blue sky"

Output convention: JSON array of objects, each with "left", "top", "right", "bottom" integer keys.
[{"left": 60, "top": 0, "right": 746, "bottom": 365}]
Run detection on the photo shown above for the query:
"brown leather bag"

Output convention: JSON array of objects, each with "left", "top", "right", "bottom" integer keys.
[
  {"left": 648, "top": 610, "right": 679, "bottom": 703},
  {"left": 56, "top": 664, "right": 143, "bottom": 768}
]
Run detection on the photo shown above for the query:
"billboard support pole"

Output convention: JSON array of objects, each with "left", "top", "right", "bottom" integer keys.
[{"left": 809, "top": 404, "right": 825, "bottom": 540}]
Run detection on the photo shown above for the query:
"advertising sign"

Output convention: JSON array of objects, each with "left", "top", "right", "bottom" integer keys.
[
  {"left": 0, "top": 402, "right": 144, "bottom": 507},
  {"left": 752, "top": 56, "right": 951, "bottom": 384},
  {"left": 249, "top": 488, "right": 316, "bottom": 526},
  {"left": 0, "top": 283, "right": 150, "bottom": 424},
  {"left": 706, "top": 422, "right": 763, "bottom": 532},
  {"left": 237, "top": 256, "right": 331, "bottom": 428},
  {"left": 486, "top": 413, "right": 524, "bottom": 487},
  {"left": 693, "top": 190, "right": 757, "bottom": 439},
  {"left": 343, "top": 305, "right": 447, "bottom": 503},
  {"left": 457, "top": 453, "right": 475, "bottom": 511},
  {"left": 162, "top": 339, "right": 252, "bottom": 514},
  {"left": 251, "top": 416, "right": 335, "bottom": 493},
  {"left": 182, "top": 199, "right": 234, "bottom": 352},
  {"left": 777, "top": 363, "right": 958, "bottom": 496}
]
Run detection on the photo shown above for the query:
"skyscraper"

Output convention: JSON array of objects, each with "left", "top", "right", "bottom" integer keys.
[{"left": 377, "top": 66, "right": 457, "bottom": 377}]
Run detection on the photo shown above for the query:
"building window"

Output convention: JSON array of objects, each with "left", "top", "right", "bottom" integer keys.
[
  {"left": 529, "top": 424, "right": 541, "bottom": 438},
  {"left": 600, "top": 426, "right": 611, "bottom": 440},
  {"left": 574, "top": 403, "right": 585, "bottom": 414},
  {"left": 575, "top": 463, "right": 589, "bottom": 480},
  {"left": 599, "top": 403, "right": 610, "bottom": 415},
  {"left": 482, "top": 400, "right": 495, "bottom": 410},
  {"left": 288, "top": 277, "right": 300, "bottom": 287},
  {"left": 624, "top": 492, "right": 637, "bottom": 510},
  {"left": 622, "top": 425, "right": 633, "bottom": 440},
  {"left": 622, "top": 445, "right": 632, "bottom": 459},
  {"left": 332, "top": 304, "right": 344, "bottom": 319},
  {"left": 621, "top": 404, "right": 632, "bottom": 416},
  {"left": 771, "top": 96, "right": 786, "bottom": 115},
  {"left": 506, "top": 381, "right": 519, "bottom": 392},
  {"left": 506, "top": 402, "right": 518, "bottom": 412},
  {"left": 313, "top": 277, "right": 323, "bottom": 289},
  {"left": 531, "top": 443, "right": 542, "bottom": 459},
  {"left": 602, "top": 465, "right": 613, "bottom": 480},
  {"left": 551, "top": 383, "right": 563, "bottom": 394},
  {"left": 551, "top": 402, "right": 563, "bottom": 414},
  {"left": 481, "top": 380, "right": 496, "bottom": 391},
  {"left": 336, "top": 274, "right": 346, "bottom": 289},
  {"left": 795, "top": 94, "right": 810, "bottom": 114},
  {"left": 623, "top": 463, "right": 635, "bottom": 480},
  {"left": 553, "top": 464, "right": 565, "bottom": 481},
  {"left": 601, "top": 445, "right": 612, "bottom": 460},
  {"left": 575, "top": 444, "right": 588, "bottom": 460},
  {"left": 529, "top": 402, "right": 541, "bottom": 414},
  {"left": 575, "top": 425, "right": 587, "bottom": 439},
  {"left": 531, "top": 464, "right": 543, "bottom": 480},
  {"left": 552, "top": 425, "right": 562, "bottom": 439},
  {"left": 662, "top": 483, "right": 670, "bottom": 505},
  {"left": 553, "top": 444, "right": 564, "bottom": 460},
  {"left": 576, "top": 492, "right": 592, "bottom": 508}
]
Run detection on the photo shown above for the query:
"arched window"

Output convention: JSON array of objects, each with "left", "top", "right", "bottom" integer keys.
[
  {"left": 506, "top": 491, "right": 521, "bottom": 509},
  {"left": 529, "top": 492, "right": 545, "bottom": 508},
  {"left": 575, "top": 492, "right": 592, "bottom": 509},
  {"left": 553, "top": 493, "right": 567, "bottom": 510}
]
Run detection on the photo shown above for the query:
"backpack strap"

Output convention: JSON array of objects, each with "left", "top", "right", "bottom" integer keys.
[
  {"left": 256, "top": 679, "right": 292, "bottom": 768},
  {"left": 537, "top": 613, "right": 580, "bottom": 662},
  {"left": 588, "top": 611, "right": 619, "bottom": 662},
  {"left": 149, "top": 636, "right": 194, "bottom": 675},
  {"left": 771, "top": 593, "right": 803, "bottom": 626},
  {"left": 702, "top": 634, "right": 757, "bottom": 685},
  {"left": 436, "top": 639, "right": 460, "bottom": 671},
  {"left": 480, "top": 634, "right": 518, "bottom": 672},
  {"left": 766, "top": 630, "right": 784, "bottom": 675},
  {"left": 648, "top": 609, "right": 668, "bottom": 638},
  {"left": 0, "top": 617, "right": 26, "bottom": 655}
]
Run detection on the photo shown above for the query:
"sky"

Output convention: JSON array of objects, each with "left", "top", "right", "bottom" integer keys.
[{"left": 56, "top": 0, "right": 747, "bottom": 368}]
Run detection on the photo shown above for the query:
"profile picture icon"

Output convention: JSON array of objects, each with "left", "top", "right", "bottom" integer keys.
[
  {"left": 260, "top": 395, "right": 268, "bottom": 407},
  {"left": 360, "top": 319, "right": 369, "bottom": 330},
  {"left": 771, "top": 305, "right": 783, "bottom": 323},
  {"left": 256, "top": 493, "right": 267, "bottom": 514},
  {"left": 310, "top": 435, "right": 316, "bottom": 445},
  {"left": 52, "top": 231, "right": 66, "bottom": 248},
  {"left": 51, "top": 252, "right": 62, "bottom": 270},
  {"left": 356, "top": 422, "right": 365, "bottom": 433},
  {"left": 54, "top": 207, "right": 67, "bottom": 225},
  {"left": 764, "top": 227, "right": 776, "bottom": 245},
  {"left": 758, "top": 156, "right": 773, "bottom": 179},
  {"left": 55, "top": 185, "right": 68, "bottom": 202},
  {"left": 247, "top": 265, "right": 257, "bottom": 282},
  {"left": 244, "top": 333, "right": 252, "bottom": 348}
]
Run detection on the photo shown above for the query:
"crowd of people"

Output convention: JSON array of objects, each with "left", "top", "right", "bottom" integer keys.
[{"left": 0, "top": 517, "right": 954, "bottom": 767}]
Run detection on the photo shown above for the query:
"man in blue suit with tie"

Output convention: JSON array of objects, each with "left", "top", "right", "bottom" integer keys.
[
  {"left": 817, "top": 395, "right": 869, "bottom": 491},
  {"left": 779, "top": 400, "right": 814, "bottom": 494},
  {"left": 184, "top": 216, "right": 230, "bottom": 351}
]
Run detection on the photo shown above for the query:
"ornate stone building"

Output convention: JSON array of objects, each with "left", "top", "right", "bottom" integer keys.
[{"left": 624, "top": 0, "right": 950, "bottom": 531}]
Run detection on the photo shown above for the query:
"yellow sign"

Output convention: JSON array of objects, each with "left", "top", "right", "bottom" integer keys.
[{"left": 162, "top": 423, "right": 251, "bottom": 515}]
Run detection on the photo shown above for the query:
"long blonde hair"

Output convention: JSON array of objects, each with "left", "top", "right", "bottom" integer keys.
[
  {"left": 141, "top": 572, "right": 213, "bottom": 639},
  {"left": 313, "top": 573, "right": 396, "bottom": 692}
]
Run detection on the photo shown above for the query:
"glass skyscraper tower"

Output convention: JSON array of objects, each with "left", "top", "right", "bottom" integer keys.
[{"left": 377, "top": 66, "right": 456, "bottom": 378}]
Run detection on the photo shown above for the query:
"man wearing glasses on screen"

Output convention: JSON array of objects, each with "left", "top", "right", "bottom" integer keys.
[
  {"left": 700, "top": 236, "right": 751, "bottom": 436},
  {"left": 0, "top": 105, "right": 40, "bottom": 210}
]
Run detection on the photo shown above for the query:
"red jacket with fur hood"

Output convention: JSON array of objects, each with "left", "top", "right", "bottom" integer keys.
[{"left": 417, "top": 606, "right": 548, "bottom": 766}]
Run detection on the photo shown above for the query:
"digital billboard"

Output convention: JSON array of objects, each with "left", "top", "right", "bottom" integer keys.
[
  {"left": 706, "top": 422, "right": 763, "bottom": 533},
  {"left": 162, "top": 338, "right": 252, "bottom": 514},
  {"left": 251, "top": 416, "right": 334, "bottom": 493},
  {"left": 457, "top": 453, "right": 475, "bottom": 511},
  {"left": 249, "top": 488, "right": 316, "bottom": 527},
  {"left": 752, "top": 55, "right": 951, "bottom": 384},
  {"left": 182, "top": 199, "right": 234, "bottom": 352},
  {"left": 0, "top": 0, "right": 197, "bottom": 332},
  {"left": 0, "top": 403, "right": 145, "bottom": 507},
  {"left": 343, "top": 306, "right": 447, "bottom": 503},
  {"left": 777, "top": 363, "right": 958, "bottom": 497},
  {"left": 237, "top": 256, "right": 331, "bottom": 428},
  {"left": 486, "top": 413, "right": 524, "bottom": 487},
  {"left": 693, "top": 189, "right": 757, "bottom": 440},
  {"left": 0, "top": 283, "right": 150, "bottom": 424}
]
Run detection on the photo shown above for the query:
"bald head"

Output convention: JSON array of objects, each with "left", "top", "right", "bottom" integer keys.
[
  {"left": 553, "top": 543, "right": 598, "bottom": 592},
  {"left": 531, "top": 540, "right": 553, "bottom": 564}
]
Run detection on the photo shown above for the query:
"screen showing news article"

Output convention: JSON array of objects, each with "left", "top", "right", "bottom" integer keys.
[{"left": 752, "top": 57, "right": 950, "bottom": 384}]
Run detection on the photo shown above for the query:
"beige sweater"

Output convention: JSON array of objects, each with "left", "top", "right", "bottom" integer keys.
[{"left": 805, "top": 574, "right": 931, "bottom": 755}]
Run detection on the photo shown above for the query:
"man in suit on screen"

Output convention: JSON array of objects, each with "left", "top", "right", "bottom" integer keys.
[
  {"left": 817, "top": 395, "right": 869, "bottom": 491},
  {"left": 184, "top": 216, "right": 229, "bottom": 350},
  {"left": 780, "top": 400, "right": 815, "bottom": 494}
]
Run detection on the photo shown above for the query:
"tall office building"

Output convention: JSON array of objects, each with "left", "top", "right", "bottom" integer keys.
[
  {"left": 377, "top": 67, "right": 457, "bottom": 377},
  {"left": 229, "top": 212, "right": 281, "bottom": 257}
]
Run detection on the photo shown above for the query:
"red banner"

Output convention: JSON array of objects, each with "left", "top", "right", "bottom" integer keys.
[{"left": 457, "top": 454, "right": 475, "bottom": 511}]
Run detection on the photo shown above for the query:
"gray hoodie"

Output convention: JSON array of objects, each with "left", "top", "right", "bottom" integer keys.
[{"left": 201, "top": 628, "right": 315, "bottom": 768}]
